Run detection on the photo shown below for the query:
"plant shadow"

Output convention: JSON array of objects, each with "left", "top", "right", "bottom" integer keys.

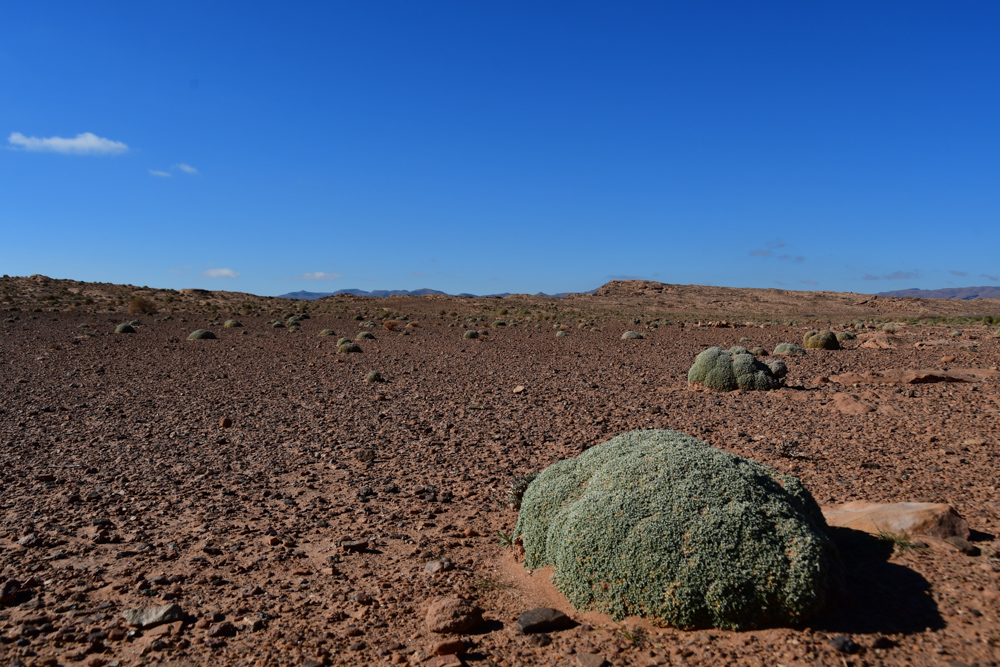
[{"left": 808, "top": 527, "right": 944, "bottom": 634}]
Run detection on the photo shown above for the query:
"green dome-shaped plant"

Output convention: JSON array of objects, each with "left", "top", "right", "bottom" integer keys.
[
  {"left": 773, "top": 343, "right": 805, "bottom": 356},
  {"left": 621, "top": 331, "right": 643, "bottom": 340},
  {"left": 513, "top": 429, "right": 840, "bottom": 630},
  {"left": 338, "top": 342, "right": 362, "bottom": 354},
  {"left": 272, "top": 321, "right": 286, "bottom": 328},
  {"left": 687, "top": 347, "right": 782, "bottom": 392},
  {"left": 555, "top": 330, "right": 567, "bottom": 337},
  {"left": 764, "top": 359, "right": 788, "bottom": 379},
  {"left": 319, "top": 329, "right": 336, "bottom": 336},
  {"left": 835, "top": 331, "right": 856, "bottom": 342},
  {"left": 803, "top": 330, "right": 840, "bottom": 350},
  {"left": 224, "top": 320, "right": 242, "bottom": 328},
  {"left": 749, "top": 346, "right": 767, "bottom": 357},
  {"left": 115, "top": 323, "right": 136, "bottom": 334},
  {"left": 188, "top": 329, "right": 216, "bottom": 340},
  {"left": 356, "top": 331, "right": 375, "bottom": 341},
  {"left": 463, "top": 330, "right": 479, "bottom": 339},
  {"left": 337, "top": 337, "right": 351, "bottom": 346}
]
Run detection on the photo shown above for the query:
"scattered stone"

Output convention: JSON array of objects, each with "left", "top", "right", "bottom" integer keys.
[
  {"left": 0, "top": 578, "right": 21, "bottom": 603},
  {"left": 517, "top": 607, "right": 575, "bottom": 634},
  {"left": 341, "top": 539, "right": 370, "bottom": 553},
  {"left": 432, "top": 639, "right": 468, "bottom": 655},
  {"left": 945, "top": 536, "right": 981, "bottom": 556},
  {"left": 425, "top": 596, "right": 483, "bottom": 634},
  {"left": 822, "top": 501, "right": 970, "bottom": 540},
  {"left": 513, "top": 385, "right": 525, "bottom": 394},
  {"left": 830, "top": 393, "right": 875, "bottom": 415},
  {"left": 621, "top": 331, "right": 643, "bottom": 340},
  {"left": 219, "top": 417, "right": 233, "bottom": 428},
  {"left": 187, "top": 329, "right": 216, "bottom": 340},
  {"left": 425, "top": 558, "right": 454, "bottom": 574},
  {"left": 830, "top": 635, "right": 859, "bottom": 654},
  {"left": 123, "top": 603, "right": 184, "bottom": 629},
  {"left": 208, "top": 621, "right": 237, "bottom": 637}
]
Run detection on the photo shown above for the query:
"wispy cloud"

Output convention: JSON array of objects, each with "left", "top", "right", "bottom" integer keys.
[
  {"left": 862, "top": 274, "right": 880, "bottom": 281},
  {"left": 8, "top": 131, "right": 128, "bottom": 155},
  {"left": 778, "top": 254, "right": 804, "bottom": 262},
  {"left": 983, "top": 274, "right": 999, "bottom": 282},
  {"left": 202, "top": 268, "right": 239, "bottom": 278},
  {"left": 149, "top": 170, "right": 171, "bottom": 178},
  {"left": 950, "top": 270, "right": 968, "bottom": 276},
  {"left": 750, "top": 243, "right": 803, "bottom": 262},
  {"left": 750, "top": 249, "right": 772, "bottom": 257},
  {"left": 884, "top": 270, "right": 920, "bottom": 280},
  {"left": 799, "top": 279, "right": 819, "bottom": 285},
  {"left": 174, "top": 163, "right": 198, "bottom": 174},
  {"left": 278, "top": 271, "right": 342, "bottom": 280}
]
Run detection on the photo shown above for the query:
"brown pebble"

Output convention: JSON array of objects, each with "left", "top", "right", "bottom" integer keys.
[{"left": 220, "top": 417, "right": 233, "bottom": 428}]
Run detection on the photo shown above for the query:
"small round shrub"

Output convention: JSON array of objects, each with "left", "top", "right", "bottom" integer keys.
[
  {"left": 687, "top": 347, "right": 782, "bottom": 392},
  {"left": 115, "top": 323, "right": 136, "bottom": 334},
  {"left": 127, "top": 320, "right": 142, "bottom": 327},
  {"left": 365, "top": 370, "right": 385, "bottom": 383},
  {"left": 555, "top": 330, "right": 567, "bottom": 338},
  {"left": 337, "top": 337, "right": 351, "bottom": 346},
  {"left": 773, "top": 343, "right": 805, "bottom": 356},
  {"left": 224, "top": 320, "right": 242, "bottom": 328},
  {"left": 835, "top": 331, "right": 856, "bottom": 342},
  {"left": 492, "top": 320, "right": 507, "bottom": 327},
  {"left": 383, "top": 320, "right": 400, "bottom": 331},
  {"left": 802, "top": 330, "right": 840, "bottom": 350},
  {"left": 356, "top": 331, "right": 375, "bottom": 341},
  {"left": 338, "top": 342, "right": 362, "bottom": 354},
  {"left": 749, "top": 346, "right": 767, "bottom": 356},
  {"left": 319, "top": 329, "right": 336, "bottom": 336},
  {"left": 272, "top": 321, "right": 286, "bottom": 328},
  {"left": 507, "top": 471, "right": 539, "bottom": 510},
  {"left": 764, "top": 359, "right": 788, "bottom": 379},
  {"left": 463, "top": 330, "right": 479, "bottom": 339},
  {"left": 621, "top": 331, "right": 643, "bottom": 340},
  {"left": 188, "top": 329, "right": 216, "bottom": 340},
  {"left": 513, "top": 429, "right": 840, "bottom": 630}
]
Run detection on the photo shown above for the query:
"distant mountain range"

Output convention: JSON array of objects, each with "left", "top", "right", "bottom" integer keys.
[
  {"left": 877, "top": 286, "right": 1000, "bottom": 300},
  {"left": 276, "top": 288, "right": 588, "bottom": 300}
]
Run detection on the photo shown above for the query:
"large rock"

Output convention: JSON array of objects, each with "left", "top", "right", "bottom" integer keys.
[
  {"left": 517, "top": 607, "right": 575, "bottom": 634},
  {"left": 123, "top": 603, "right": 184, "bottom": 628},
  {"left": 425, "top": 596, "right": 483, "bottom": 634},
  {"left": 821, "top": 501, "right": 970, "bottom": 540},
  {"left": 513, "top": 429, "right": 840, "bottom": 630}
]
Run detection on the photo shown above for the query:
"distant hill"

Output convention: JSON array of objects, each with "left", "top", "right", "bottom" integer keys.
[
  {"left": 276, "top": 287, "right": 594, "bottom": 300},
  {"left": 876, "top": 286, "right": 1000, "bottom": 300}
]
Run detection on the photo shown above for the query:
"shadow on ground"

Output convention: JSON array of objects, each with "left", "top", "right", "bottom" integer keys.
[{"left": 808, "top": 527, "right": 944, "bottom": 634}]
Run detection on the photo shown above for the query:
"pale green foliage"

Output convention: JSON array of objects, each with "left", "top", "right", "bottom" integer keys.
[
  {"left": 773, "top": 343, "right": 805, "bottom": 356},
  {"left": 318, "top": 329, "right": 336, "bottom": 336},
  {"left": 513, "top": 429, "right": 839, "bottom": 630},
  {"left": 356, "top": 331, "right": 375, "bottom": 341},
  {"left": 835, "top": 331, "right": 856, "bottom": 342},
  {"left": 687, "top": 346, "right": 782, "bottom": 391},
  {"left": 463, "top": 330, "right": 479, "bottom": 339},
  {"left": 338, "top": 342, "right": 362, "bottom": 353},
  {"left": 224, "top": 320, "right": 242, "bottom": 328},
  {"left": 621, "top": 331, "right": 643, "bottom": 340},
  {"left": 115, "top": 323, "right": 136, "bottom": 334},
  {"left": 803, "top": 330, "right": 840, "bottom": 350},
  {"left": 764, "top": 359, "right": 788, "bottom": 379}
]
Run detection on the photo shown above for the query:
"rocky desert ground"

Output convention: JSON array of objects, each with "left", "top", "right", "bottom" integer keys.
[{"left": 3, "top": 274, "right": 1000, "bottom": 667}]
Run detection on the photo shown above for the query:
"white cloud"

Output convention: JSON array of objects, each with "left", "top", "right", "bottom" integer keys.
[
  {"left": 149, "top": 170, "right": 171, "bottom": 177},
  {"left": 174, "top": 163, "right": 198, "bottom": 174},
  {"left": 8, "top": 131, "right": 129, "bottom": 155},
  {"left": 202, "top": 268, "right": 239, "bottom": 278}
]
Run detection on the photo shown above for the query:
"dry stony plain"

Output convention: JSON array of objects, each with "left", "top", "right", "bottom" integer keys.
[{"left": 3, "top": 274, "right": 1000, "bottom": 667}]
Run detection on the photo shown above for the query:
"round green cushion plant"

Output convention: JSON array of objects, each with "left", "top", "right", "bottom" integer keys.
[
  {"left": 224, "top": 320, "right": 242, "bottom": 328},
  {"left": 835, "top": 331, "right": 856, "bottom": 342},
  {"left": 115, "top": 324, "right": 136, "bottom": 334},
  {"left": 621, "top": 331, "right": 643, "bottom": 340},
  {"left": 319, "top": 329, "right": 336, "bottom": 336},
  {"left": 687, "top": 347, "right": 782, "bottom": 392},
  {"left": 188, "top": 329, "right": 216, "bottom": 340},
  {"left": 803, "top": 330, "right": 840, "bottom": 350},
  {"left": 337, "top": 337, "right": 351, "bottom": 346},
  {"left": 513, "top": 429, "right": 840, "bottom": 630},
  {"left": 338, "top": 342, "right": 362, "bottom": 353},
  {"left": 773, "top": 342, "right": 805, "bottom": 356},
  {"left": 463, "top": 330, "right": 479, "bottom": 339},
  {"left": 356, "top": 331, "right": 375, "bottom": 341}
]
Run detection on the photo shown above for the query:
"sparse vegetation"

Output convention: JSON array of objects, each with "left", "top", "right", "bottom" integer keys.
[
  {"left": 773, "top": 342, "right": 805, "bottom": 356},
  {"left": 688, "top": 346, "right": 783, "bottom": 392},
  {"left": 507, "top": 471, "right": 539, "bottom": 510},
  {"left": 356, "top": 331, "right": 375, "bottom": 340},
  {"left": 339, "top": 342, "right": 362, "bottom": 353},
  {"left": 224, "top": 320, "right": 242, "bottom": 328},
  {"left": 128, "top": 296, "right": 156, "bottom": 315},
  {"left": 803, "top": 330, "right": 840, "bottom": 350}
]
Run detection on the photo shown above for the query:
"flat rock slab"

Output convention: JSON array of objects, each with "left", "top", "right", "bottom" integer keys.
[
  {"left": 829, "top": 368, "right": 1000, "bottom": 385},
  {"left": 517, "top": 607, "right": 576, "bottom": 634},
  {"left": 822, "top": 501, "right": 970, "bottom": 539},
  {"left": 914, "top": 339, "right": 977, "bottom": 350},
  {"left": 123, "top": 603, "right": 184, "bottom": 629},
  {"left": 577, "top": 654, "right": 609, "bottom": 667}
]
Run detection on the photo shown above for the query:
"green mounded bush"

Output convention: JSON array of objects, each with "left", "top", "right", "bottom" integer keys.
[
  {"left": 188, "top": 329, "right": 216, "bottom": 340},
  {"left": 773, "top": 343, "right": 805, "bottom": 356},
  {"left": 338, "top": 342, "right": 362, "bottom": 354},
  {"left": 513, "top": 429, "right": 840, "bottom": 630},
  {"left": 621, "top": 331, "right": 643, "bottom": 340},
  {"left": 463, "top": 330, "right": 479, "bottom": 339},
  {"left": 687, "top": 347, "right": 782, "bottom": 392},
  {"left": 508, "top": 471, "right": 539, "bottom": 510},
  {"left": 337, "top": 337, "right": 351, "bottom": 346},
  {"left": 319, "top": 329, "right": 336, "bottom": 336},
  {"left": 127, "top": 319, "right": 142, "bottom": 327},
  {"left": 365, "top": 370, "right": 385, "bottom": 383},
  {"left": 802, "top": 330, "right": 840, "bottom": 350},
  {"left": 356, "top": 331, "right": 375, "bottom": 341},
  {"left": 272, "top": 321, "right": 286, "bottom": 328},
  {"left": 764, "top": 359, "right": 788, "bottom": 379},
  {"left": 224, "top": 320, "right": 242, "bottom": 328},
  {"left": 835, "top": 331, "right": 856, "bottom": 342},
  {"left": 115, "top": 323, "right": 136, "bottom": 334}
]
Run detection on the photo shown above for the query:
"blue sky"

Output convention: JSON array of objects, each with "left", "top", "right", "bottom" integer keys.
[{"left": 2, "top": 3, "right": 998, "bottom": 296}]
